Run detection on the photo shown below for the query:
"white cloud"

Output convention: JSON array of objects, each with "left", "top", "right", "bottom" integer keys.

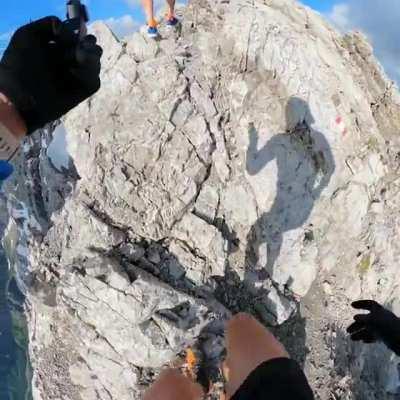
[
  {"left": 124, "top": 0, "right": 165, "bottom": 13},
  {"left": 329, "top": 4, "right": 350, "bottom": 31},
  {"left": 105, "top": 15, "right": 140, "bottom": 38},
  {"left": 124, "top": 0, "right": 138, "bottom": 6},
  {"left": 327, "top": 1, "right": 400, "bottom": 84},
  {"left": 124, "top": 0, "right": 163, "bottom": 8},
  {"left": 123, "top": 0, "right": 186, "bottom": 16},
  {"left": 102, "top": 1, "right": 187, "bottom": 38}
]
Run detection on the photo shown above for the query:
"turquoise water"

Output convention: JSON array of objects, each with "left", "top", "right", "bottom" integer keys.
[{"left": 0, "top": 248, "right": 32, "bottom": 400}]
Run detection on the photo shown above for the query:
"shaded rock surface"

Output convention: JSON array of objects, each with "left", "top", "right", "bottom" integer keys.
[{"left": 3, "top": 0, "right": 400, "bottom": 398}]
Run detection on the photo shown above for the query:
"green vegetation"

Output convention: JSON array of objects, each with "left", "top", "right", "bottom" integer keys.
[
  {"left": 357, "top": 254, "right": 371, "bottom": 275},
  {"left": 366, "top": 137, "right": 379, "bottom": 152}
]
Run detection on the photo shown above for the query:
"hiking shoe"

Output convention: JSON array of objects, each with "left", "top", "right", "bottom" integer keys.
[
  {"left": 147, "top": 26, "right": 159, "bottom": 38},
  {"left": 166, "top": 16, "right": 179, "bottom": 28}
]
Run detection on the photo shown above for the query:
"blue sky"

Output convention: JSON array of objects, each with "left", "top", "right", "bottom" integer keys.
[
  {"left": 1, "top": 0, "right": 146, "bottom": 35},
  {"left": 301, "top": 0, "right": 336, "bottom": 12}
]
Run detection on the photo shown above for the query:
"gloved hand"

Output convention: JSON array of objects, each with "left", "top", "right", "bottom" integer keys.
[
  {"left": 347, "top": 300, "right": 400, "bottom": 355},
  {"left": 0, "top": 16, "right": 102, "bottom": 135}
]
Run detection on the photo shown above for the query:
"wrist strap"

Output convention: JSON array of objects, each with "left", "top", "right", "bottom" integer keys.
[{"left": 0, "top": 122, "right": 20, "bottom": 161}]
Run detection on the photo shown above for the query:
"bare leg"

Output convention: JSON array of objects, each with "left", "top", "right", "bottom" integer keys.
[
  {"left": 144, "top": 369, "right": 204, "bottom": 400},
  {"left": 224, "top": 313, "right": 289, "bottom": 399},
  {"left": 166, "top": 0, "right": 176, "bottom": 19},
  {"left": 141, "top": 0, "right": 156, "bottom": 26}
]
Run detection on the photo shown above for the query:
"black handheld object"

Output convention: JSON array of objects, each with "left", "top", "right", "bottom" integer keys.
[
  {"left": 0, "top": 14, "right": 102, "bottom": 134},
  {"left": 65, "top": 0, "right": 89, "bottom": 39}
]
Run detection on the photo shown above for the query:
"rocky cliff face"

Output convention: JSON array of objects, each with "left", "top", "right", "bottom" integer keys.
[{"left": 4, "top": 0, "right": 400, "bottom": 398}]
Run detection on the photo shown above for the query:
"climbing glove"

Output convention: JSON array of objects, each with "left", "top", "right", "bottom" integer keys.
[
  {"left": 347, "top": 300, "right": 400, "bottom": 355},
  {"left": 0, "top": 16, "right": 102, "bottom": 135}
]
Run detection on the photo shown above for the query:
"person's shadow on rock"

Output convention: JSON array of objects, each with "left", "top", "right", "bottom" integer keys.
[{"left": 245, "top": 97, "right": 335, "bottom": 288}]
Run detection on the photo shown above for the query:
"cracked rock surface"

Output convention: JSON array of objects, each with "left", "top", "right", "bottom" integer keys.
[{"left": 4, "top": 0, "right": 400, "bottom": 398}]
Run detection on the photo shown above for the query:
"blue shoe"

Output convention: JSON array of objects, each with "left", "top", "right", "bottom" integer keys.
[
  {"left": 0, "top": 160, "right": 14, "bottom": 186},
  {"left": 166, "top": 17, "right": 179, "bottom": 27},
  {"left": 147, "top": 26, "right": 159, "bottom": 38}
]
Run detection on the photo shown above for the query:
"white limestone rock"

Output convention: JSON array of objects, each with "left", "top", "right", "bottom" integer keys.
[{"left": 6, "top": 0, "right": 400, "bottom": 398}]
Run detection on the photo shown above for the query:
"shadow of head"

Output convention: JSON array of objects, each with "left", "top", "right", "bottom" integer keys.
[{"left": 286, "top": 97, "right": 315, "bottom": 131}]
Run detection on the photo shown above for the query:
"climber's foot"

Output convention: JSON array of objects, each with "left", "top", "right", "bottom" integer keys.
[
  {"left": 166, "top": 16, "right": 179, "bottom": 28},
  {"left": 147, "top": 25, "right": 159, "bottom": 38},
  {"left": 143, "top": 369, "right": 203, "bottom": 400}
]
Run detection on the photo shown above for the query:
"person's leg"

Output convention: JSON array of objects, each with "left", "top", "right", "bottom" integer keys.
[
  {"left": 141, "top": 0, "right": 156, "bottom": 26},
  {"left": 224, "top": 313, "right": 289, "bottom": 399},
  {"left": 166, "top": 0, "right": 176, "bottom": 19},
  {"left": 144, "top": 369, "right": 203, "bottom": 400}
]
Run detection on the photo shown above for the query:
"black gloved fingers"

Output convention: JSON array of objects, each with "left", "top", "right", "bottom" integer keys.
[
  {"left": 351, "top": 300, "right": 382, "bottom": 312},
  {"left": 13, "top": 16, "right": 62, "bottom": 43},
  {"left": 79, "top": 35, "right": 102, "bottom": 58},
  {"left": 349, "top": 329, "right": 367, "bottom": 341},
  {"left": 347, "top": 320, "right": 366, "bottom": 334},
  {"left": 75, "top": 42, "right": 103, "bottom": 68},
  {"left": 350, "top": 329, "right": 377, "bottom": 343},
  {"left": 82, "top": 44, "right": 103, "bottom": 63},
  {"left": 353, "top": 314, "right": 370, "bottom": 324},
  {"left": 81, "top": 34, "right": 98, "bottom": 46},
  {"left": 69, "top": 38, "right": 102, "bottom": 93},
  {"left": 75, "top": 51, "right": 102, "bottom": 72},
  {"left": 70, "top": 66, "right": 101, "bottom": 94},
  {"left": 72, "top": 54, "right": 101, "bottom": 82},
  {"left": 363, "top": 333, "right": 377, "bottom": 344}
]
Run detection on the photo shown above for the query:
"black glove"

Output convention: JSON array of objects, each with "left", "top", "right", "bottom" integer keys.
[
  {"left": 347, "top": 300, "right": 400, "bottom": 355},
  {"left": 0, "top": 16, "right": 102, "bottom": 135}
]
